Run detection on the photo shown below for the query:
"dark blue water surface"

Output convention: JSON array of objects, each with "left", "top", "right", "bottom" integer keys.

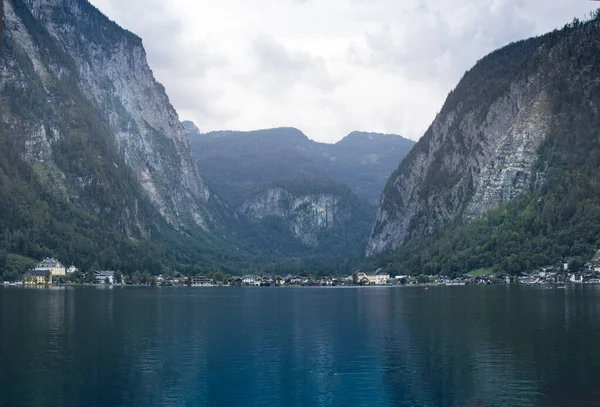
[{"left": 2, "top": 285, "right": 600, "bottom": 406}]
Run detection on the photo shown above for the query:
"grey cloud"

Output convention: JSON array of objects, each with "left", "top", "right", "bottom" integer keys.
[
  {"left": 348, "top": 0, "right": 535, "bottom": 88},
  {"left": 251, "top": 34, "right": 338, "bottom": 93}
]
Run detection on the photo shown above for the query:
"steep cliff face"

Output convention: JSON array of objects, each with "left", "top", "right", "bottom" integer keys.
[
  {"left": 368, "top": 18, "right": 600, "bottom": 256},
  {"left": 241, "top": 188, "right": 349, "bottom": 246},
  {"left": 1, "top": 0, "right": 212, "bottom": 231},
  {"left": 239, "top": 180, "right": 374, "bottom": 254}
]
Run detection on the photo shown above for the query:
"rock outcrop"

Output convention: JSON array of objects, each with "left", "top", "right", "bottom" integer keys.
[{"left": 241, "top": 188, "right": 349, "bottom": 246}]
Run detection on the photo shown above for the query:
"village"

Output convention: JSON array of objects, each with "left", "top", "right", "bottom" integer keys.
[{"left": 4, "top": 256, "right": 600, "bottom": 288}]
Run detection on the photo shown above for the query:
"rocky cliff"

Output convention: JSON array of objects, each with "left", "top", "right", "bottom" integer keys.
[
  {"left": 368, "top": 16, "right": 600, "bottom": 256},
  {"left": 239, "top": 180, "right": 374, "bottom": 255},
  {"left": 1, "top": 0, "right": 212, "bottom": 233},
  {"left": 242, "top": 188, "right": 348, "bottom": 246}
]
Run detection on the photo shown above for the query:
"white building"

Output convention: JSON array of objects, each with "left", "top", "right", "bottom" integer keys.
[
  {"left": 241, "top": 275, "right": 261, "bottom": 286},
  {"left": 94, "top": 270, "right": 114, "bottom": 285},
  {"left": 356, "top": 271, "right": 390, "bottom": 285},
  {"left": 67, "top": 265, "right": 78, "bottom": 274},
  {"left": 570, "top": 274, "right": 583, "bottom": 284},
  {"left": 35, "top": 258, "right": 66, "bottom": 277}
]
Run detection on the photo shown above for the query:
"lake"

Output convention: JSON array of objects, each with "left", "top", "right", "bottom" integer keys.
[{"left": 2, "top": 285, "right": 600, "bottom": 406}]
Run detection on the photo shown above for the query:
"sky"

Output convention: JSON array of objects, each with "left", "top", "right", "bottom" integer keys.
[{"left": 91, "top": 0, "right": 597, "bottom": 143}]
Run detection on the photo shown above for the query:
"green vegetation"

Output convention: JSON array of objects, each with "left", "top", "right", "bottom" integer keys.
[
  {"left": 469, "top": 269, "right": 494, "bottom": 277},
  {"left": 186, "top": 126, "right": 414, "bottom": 206},
  {"left": 0, "top": 252, "right": 36, "bottom": 281},
  {"left": 417, "top": 274, "right": 432, "bottom": 284}
]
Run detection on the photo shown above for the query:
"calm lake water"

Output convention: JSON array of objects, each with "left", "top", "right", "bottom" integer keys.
[{"left": 2, "top": 285, "right": 600, "bottom": 406}]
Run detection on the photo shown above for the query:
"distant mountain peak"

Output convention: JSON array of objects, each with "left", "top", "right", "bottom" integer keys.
[
  {"left": 346, "top": 131, "right": 395, "bottom": 137},
  {"left": 334, "top": 131, "right": 413, "bottom": 147}
]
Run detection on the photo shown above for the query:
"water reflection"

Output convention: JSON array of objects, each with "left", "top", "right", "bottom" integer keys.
[
  {"left": 3, "top": 286, "right": 600, "bottom": 406},
  {"left": 369, "top": 286, "right": 600, "bottom": 406}
]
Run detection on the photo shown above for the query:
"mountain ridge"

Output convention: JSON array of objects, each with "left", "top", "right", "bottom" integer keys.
[{"left": 184, "top": 122, "right": 415, "bottom": 206}]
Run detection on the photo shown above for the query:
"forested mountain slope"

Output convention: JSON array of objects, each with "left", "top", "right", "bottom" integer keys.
[
  {"left": 184, "top": 123, "right": 415, "bottom": 206},
  {"left": 368, "top": 15, "right": 600, "bottom": 275}
]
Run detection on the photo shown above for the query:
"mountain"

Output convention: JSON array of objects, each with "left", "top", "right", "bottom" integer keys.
[
  {"left": 184, "top": 123, "right": 415, "bottom": 206},
  {"left": 183, "top": 123, "right": 409, "bottom": 262},
  {"left": 0, "top": 0, "right": 240, "bottom": 275},
  {"left": 367, "top": 15, "right": 600, "bottom": 275}
]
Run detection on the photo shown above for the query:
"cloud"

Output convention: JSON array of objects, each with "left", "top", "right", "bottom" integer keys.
[
  {"left": 90, "top": 0, "right": 598, "bottom": 143},
  {"left": 250, "top": 34, "right": 338, "bottom": 94},
  {"left": 347, "top": 0, "right": 536, "bottom": 89}
]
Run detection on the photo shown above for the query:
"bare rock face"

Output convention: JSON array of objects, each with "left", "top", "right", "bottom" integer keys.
[
  {"left": 1, "top": 0, "right": 212, "bottom": 230},
  {"left": 366, "top": 29, "right": 578, "bottom": 256},
  {"left": 240, "top": 187, "right": 349, "bottom": 246}
]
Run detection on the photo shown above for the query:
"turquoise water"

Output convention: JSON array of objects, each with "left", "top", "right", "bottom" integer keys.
[{"left": 2, "top": 285, "right": 600, "bottom": 406}]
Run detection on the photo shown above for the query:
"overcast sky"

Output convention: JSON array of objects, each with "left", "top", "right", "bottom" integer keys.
[{"left": 91, "top": 0, "right": 596, "bottom": 143}]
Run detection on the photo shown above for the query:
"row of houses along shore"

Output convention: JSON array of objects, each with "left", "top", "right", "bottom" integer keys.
[{"left": 6, "top": 255, "right": 600, "bottom": 288}]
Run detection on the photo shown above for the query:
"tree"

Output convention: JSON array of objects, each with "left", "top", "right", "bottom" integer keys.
[
  {"left": 104, "top": 276, "right": 111, "bottom": 285},
  {"left": 132, "top": 271, "right": 142, "bottom": 285},
  {"left": 417, "top": 274, "right": 430, "bottom": 284},
  {"left": 569, "top": 259, "right": 583, "bottom": 273},
  {"left": 213, "top": 271, "right": 225, "bottom": 283}
]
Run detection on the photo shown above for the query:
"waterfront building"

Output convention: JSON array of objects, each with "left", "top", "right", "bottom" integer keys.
[
  {"left": 356, "top": 271, "right": 390, "bottom": 285},
  {"left": 241, "top": 275, "right": 261, "bottom": 286},
  {"left": 24, "top": 270, "right": 51, "bottom": 285},
  {"left": 191, "top": 276, "right": 213, "bottom": 286},
  {"left": 94, "top": 270, "right": 115, "bottom": 285},
  {"left": 35, "top": 258, "right": 66, "bottom": 277}
]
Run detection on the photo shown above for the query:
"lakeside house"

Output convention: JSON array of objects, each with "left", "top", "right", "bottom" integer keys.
[
  {"left": 242, "top": 275, "right": 261, "bottom": 286},
  {"left": 94, "top": 270, "right": 115, "bottom": 285},
  {"left": 356, "top": 270, "right": 390, "bottom": 285},
  {"left": 191, "top": 276, "right": 213, "bottom": 286},
  {"left": 67, "top": 265, "right": 78, "bottom": 274},
  {"left": 24, "top": 270, "right": 51, "bottom": 285},
  {"left": 35, "top": 258, "right": 66, "bottom": 277}
]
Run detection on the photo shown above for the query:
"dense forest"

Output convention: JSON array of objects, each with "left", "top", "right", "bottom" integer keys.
[{"left": 185, "top": 125, "right": 414, "bottom": 206}]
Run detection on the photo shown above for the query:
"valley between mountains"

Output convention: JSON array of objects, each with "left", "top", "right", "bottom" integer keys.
[{"left": 1, "top": 0, "right": 600, "bottom": 280}]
